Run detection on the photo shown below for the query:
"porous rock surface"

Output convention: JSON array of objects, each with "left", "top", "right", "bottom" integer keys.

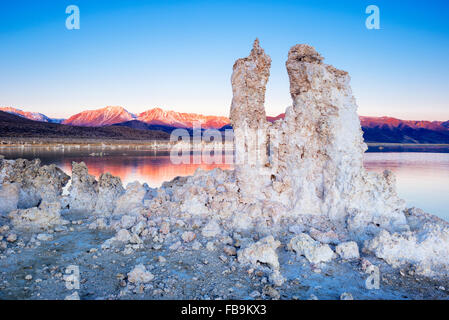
[
  {"left": 9, "top": 201, "right": 68, "bottom": 231},
  {"left": 127, "top": 264, "right": 154, "bottom": 284},
  {"left": 0, "top": 158, "right": 69, "bottom": 209},
  {"left": 94, "top": 173, "right": 125, "bottom": 215},
  {"left": 336, "top": 241, "right": 360, "bottom": 260},
  {"left": 0, "top": 182, "right": 20, "bottom": 215},
  {"left": 231, "top": 41, "right": 407, "bottom": 235},
  {"left": 364, "top": 210, "right": 449, "bottom": 277},
  {"left": 237, "top": 236, "right": 281, "bottom": 270},
  {"left": 65, "top": 162, "right": 99, "bottom": 213},
  {"left": 288, "top": 233, "right": 335, "bottom": 264}
]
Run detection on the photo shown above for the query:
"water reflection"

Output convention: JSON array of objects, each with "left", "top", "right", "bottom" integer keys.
[
  {"left": 58, "top": 154, "right": 232, "bottom": 188},
  {"left": 1, "top": 147, "right": 448, "bottom": 221},
  {"left": 364, "top": 153, "right": 449, "bottom": 221},
  {"left": 0, "top": 147, "right": 232, "bottom": 188}
]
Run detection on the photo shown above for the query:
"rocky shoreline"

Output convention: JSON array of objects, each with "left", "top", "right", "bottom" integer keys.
[
  {"left": 0, "top": 138, "right": 171, "bottom": 148},
  {"left": 0, "top": 158, "right": 448, "bottom": 300}
]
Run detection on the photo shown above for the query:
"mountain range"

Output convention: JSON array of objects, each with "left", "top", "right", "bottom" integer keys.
[
  {"left": 0, "top": 110, "right": 169, "bottom": 141},
  {"left": 0, "top": 106, "right": 64, "bottom": 124},
  {"left": 60, "top": 106, "right": 230, "bottom": 129},
  {"left": 1, "top": 106, "right": 448, "bottom": 144},
  {"left": 264, "top": 113, "right": 449, "bottom": 144}
]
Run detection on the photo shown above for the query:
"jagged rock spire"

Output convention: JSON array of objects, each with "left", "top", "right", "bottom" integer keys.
[
  {"left": 230, "top": 39, "right": 271, "bottom": 130},
  {"left": 229, "top": 39, "right": 272, "bottom": 200},
  {"left": 229, "top": 41, "right": 407, "bottom": 235}
]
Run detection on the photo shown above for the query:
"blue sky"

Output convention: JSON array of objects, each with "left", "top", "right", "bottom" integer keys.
[{"left": 0, "top": 0, "right": 448, "bottom": 120}]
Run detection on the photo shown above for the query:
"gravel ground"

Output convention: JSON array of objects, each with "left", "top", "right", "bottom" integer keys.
[{"left": 1, "top": 213, "right": 448, "bottom": 300}]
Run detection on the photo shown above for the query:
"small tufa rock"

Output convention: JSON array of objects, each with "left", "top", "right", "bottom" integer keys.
[
  {"left": 262, "top": 285, "right": 280, "bottom": 300},
  {"left": 36, "top": 233, "right": 53, "bottom": 241},
  {"left": 169, "top": 241, "right": 181, "bottom": 251},
  {"left": 115, "top": 229, "right": 132, "bottom": 243},
  {"left": 206, "top": 241, "right": 216, "bottom": 251},
  {"left": 202, "top": 220, "right": 221, "bottom": 238},
  {"left": 364, "top": 226, "right": 449, "bottom": 278},
  {"left": 191, "top": 241, "right": 202, "bottom": 250},
  {"left": 127, "top": 264, "right": 154, "bottom": 284},
  {"left": 288, "top": 233, "right": 335, "bottom": 264},
  {"left": 181, "top": 231, "right": 196, "bottom": 243},
  {"left": 159, "top": 222, "right": 170, "bottom": 235},
  {"left": 7, "top": 233, "right": 17, "bottom": 243},
  {"left": 237, "top": 236, "right": 281, "bottom": 270},
  {"left": 223, "top": 245, "right": 237, "bottom": 256},
  {"left": 336, "top": 241, "right": 360, "bottom": 260},
  {"left": 269, "top": 270, "right": 286, "bottom": 287},
  {"left": 64, "top": 291, "right": 80, "bottom": 300},
  {"left": 9, "top": 202, "right": 68, "bottom": 231},
  {"left": 249, "top": 290, "right": 260, "bottom": 298},
  {"left": 340, "top": 292, "right": 354, "bottom": 300},
  {"left": 0, "top": 183, "right": 20, "bottom": 215}
]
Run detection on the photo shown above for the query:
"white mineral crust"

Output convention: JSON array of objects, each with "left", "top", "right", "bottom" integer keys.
[
  {"left": 288, "top": 233, "right": 335, "bottom": 264},
  {"left": 230, "top": 41, "right": 407, "bottom": 235},
  {"left": 127, "top": 264, "right": 154, "bottom": 284},
  {"left": 94, "top": 173, "right": 125, "bottom": 215},
  {"left": 66, "top": 162, "right": 98, "bottom": 213},
  {"left": 0, "top": 158, "right": 69, "bottom": 209},
  {"left": 335, "top": 241, "right": 360, "bottom": 260},
  {"left": 237, "top": 236, "right": 281, "bottom": 270},
  {"left": 0, "top": 183, "right": 20, "bottom": 215},
  {"left": 9, "top": 201, "right": 68, "bottom": 231}
]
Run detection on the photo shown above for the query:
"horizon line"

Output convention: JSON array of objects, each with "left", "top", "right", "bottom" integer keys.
[{"left": 0, "top": 105, "right": 448, "bottom": 123}]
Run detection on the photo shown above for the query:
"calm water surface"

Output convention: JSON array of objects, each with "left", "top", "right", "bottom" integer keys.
[{"left": 2, "top": 147, "right": 448, "bottom": 221}]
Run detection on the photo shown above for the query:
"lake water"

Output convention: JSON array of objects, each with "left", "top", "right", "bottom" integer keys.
[{"left": 1, "top": 147, "right": 448, "bottom": 222}]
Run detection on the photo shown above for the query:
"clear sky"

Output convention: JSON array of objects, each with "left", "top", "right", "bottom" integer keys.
[{"left": 0, "top": 0, "right": 448, "bottom": 120}]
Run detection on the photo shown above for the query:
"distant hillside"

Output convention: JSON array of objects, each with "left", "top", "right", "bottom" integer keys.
[
  {"left": 116, "top": 114, "right": 449, "bottom": 144},
  {"left": 0, "top": 111, "right": 170, "bottom": 140},
  {"left": 2, "top": 106, "right": 449, "bottom": 144},
  {"left": 360, "top": 116, "right": 449, "bottom": 143},
  {"left": 264, "top": 113, "right": 449, "bottom": 144},
  {"left": 0, "top": 106, "right": 63, "bottom": 123},
  {"left": 113, "top": 120, "right": 180, "bottom": 134}
]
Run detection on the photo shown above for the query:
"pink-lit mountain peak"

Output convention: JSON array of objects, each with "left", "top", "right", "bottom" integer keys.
[
  {"left": 137, "top": 107, "right": 229, "bottom": 129},
  {"left": 4, "top": 106, "right": 448, "bottom": 132},
  {"left": 268, "top": 113, "right": 448, "bottom": 131},
  {"left": 61, "top": 106, "right": 229, "bottom": 129},
  {"left": 62, "top": 106, "right": 136, "bottom": 127},
  {"left": 0, "top": 106, "right": 51, "bottom": 122},
  {"left": 359, "top": 116, "right": 449, "bottom": 131}
]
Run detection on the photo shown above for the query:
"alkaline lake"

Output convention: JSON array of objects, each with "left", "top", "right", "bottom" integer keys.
[{"left": 2, "top": 147, "right": 448, "bottom": 222}]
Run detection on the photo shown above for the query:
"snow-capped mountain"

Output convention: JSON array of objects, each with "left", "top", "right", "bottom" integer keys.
[{"left": 62, "top": 106, "right": 136, "bottom": 127}]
